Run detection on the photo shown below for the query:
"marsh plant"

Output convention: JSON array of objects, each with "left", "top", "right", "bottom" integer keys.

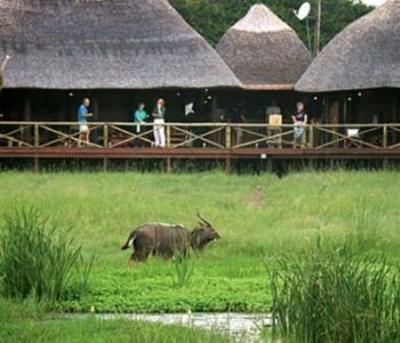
[
  {"left": 0, "top": 208, "right": 93, "bottom": 301},
  {"left": 269, "top": 236, "right": 400, "bottom": 342},
  {"left": 172, "top": 252, "right": 195, "bottom": 288},
  {"left": 346, "top": 199, "right": 386, "bottom": 252}
]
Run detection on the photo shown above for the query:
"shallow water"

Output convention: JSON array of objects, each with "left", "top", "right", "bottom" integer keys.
[{"left": 69, "top": 312, "right": 272, "bottom": 342}]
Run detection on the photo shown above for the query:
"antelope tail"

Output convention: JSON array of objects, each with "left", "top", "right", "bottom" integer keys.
[{"left": 121, "top": 230, "right": 137, "bottom": 250}]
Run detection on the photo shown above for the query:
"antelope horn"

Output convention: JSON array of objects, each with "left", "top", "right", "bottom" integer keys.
[{"left": 196, "top": 212, "right": 212, "bottom": 227}]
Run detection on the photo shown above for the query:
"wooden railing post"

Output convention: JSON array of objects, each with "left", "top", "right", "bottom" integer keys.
[
  {"left": 166, "top": 124, "right": 171, "bottom": 148},
  {"left": 103, "top": 124, "right": 108, "bottom": 148},
  {"left": 308, "top": 125, "right": 314, "bottom": 148},
  {"left": 225, "top": 125, "right": 231, "bottom": 149},
  {"left": 34, "top": 124, "right": 39, "bottom": 147},
  {"left": 383, "top": 124, "right": 388, "bottom": 148}
]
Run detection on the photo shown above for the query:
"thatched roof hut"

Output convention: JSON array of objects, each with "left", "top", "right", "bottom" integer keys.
[
  {"left": 296, "top": 0, "right": 400, "bottom": 93},
  {"left": 0, "top": 0, "right": 240, "bottom": 89},
  {"left": 216, "top": 4, "right": 311, "bottom": 91}
]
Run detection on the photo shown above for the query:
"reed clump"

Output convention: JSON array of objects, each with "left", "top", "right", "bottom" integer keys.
[
  {"left": 0, "top": 208, "right": 93, "bottom": 302},
  {"left": 172, "top": 252, "right": 195, "bottom": 288},
  {"left": 269, "top": 236, "right": 400, "bottom": 342}
]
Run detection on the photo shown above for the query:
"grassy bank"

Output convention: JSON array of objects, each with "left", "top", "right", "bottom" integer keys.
[
  {"left": 0, "top": 299, "right": 229, "bottom": 343},
  {"left": 1, "top": 171, "right": 399, "bottom": 313}
]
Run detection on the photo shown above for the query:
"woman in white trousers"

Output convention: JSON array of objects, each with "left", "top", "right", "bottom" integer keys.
[{"left": 152, "top": 99, "right": 166, "bottom": 148}]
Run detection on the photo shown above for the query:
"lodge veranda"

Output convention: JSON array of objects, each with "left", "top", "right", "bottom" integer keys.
[
  {"left": 2, "top": 120, "right": 400, "bottom": 155},
  {"left": 0, "top": 1, "right": 399, "bottom": 169}
]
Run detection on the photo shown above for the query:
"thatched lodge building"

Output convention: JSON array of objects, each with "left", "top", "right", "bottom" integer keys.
[
  {"left": 0, "top": 0, "right": 240, "bottom": 122},
  {"left": 296, "top": 0, "right": 400, "bottom": 124},
  {"left": 216, "top": 4, "right": 311, "bottom": 122}
]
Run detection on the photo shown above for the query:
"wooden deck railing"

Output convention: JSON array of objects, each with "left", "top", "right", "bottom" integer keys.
[{"left": 1, "top": 121, "right": 400, "bottom": 150}]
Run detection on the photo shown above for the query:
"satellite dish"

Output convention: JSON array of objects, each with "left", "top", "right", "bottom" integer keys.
[{"left": 294, "top": 2, "right": 311, "bottom": 21}]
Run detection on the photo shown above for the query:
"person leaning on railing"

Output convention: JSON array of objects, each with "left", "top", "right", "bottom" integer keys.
[{"left": 133, "top": 103, "right": 149, "bottom": 134}]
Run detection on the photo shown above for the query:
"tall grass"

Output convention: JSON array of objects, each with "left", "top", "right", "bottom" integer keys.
[
  {"left": 269, "top": 236, "right": 400, "bottom": 342},
  {"left": 0, "top": 208, "right": 93, "bottom": 301},
  {"left": 172, "top": 252, "right": 195, "bottom": 288},
  {"left": 345, "top": 199, "right": 386, "bottom": 253}
]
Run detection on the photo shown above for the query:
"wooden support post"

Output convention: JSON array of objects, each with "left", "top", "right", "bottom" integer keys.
[
  {"left": 266, "top": 157, "right": 273, "bottom": 173},
  {"left": 33, "top": 157, "right": 39, "bottom": 172},
  {"left": 166, "top": 125, "right": 171, "bottom": 148},
  {"left": 225, "top": 156, "right": 232, "bottom": 174},
  {"left": 225, "top": 125, "right": 232, "bottom": 173},
  {"left": 308, "top": 158, "right": 314, "bottom": 170},
  {"left": 24, "top": 94, "right": 31, "bottom": 120},
  {"left": 102, "top": 124, "right": 108, "bottom": 172},
  {"left": 23, "top": 94, "right": 32, "bottom": 144},
  {"left": 392, "top": 97, "right": 398, "bottom": 123},
  {"left": 383, "top": 124, "right": 388, "bottom": 170},
  {"left": 211, "top": 92, "right": 219, "bottom": 121},
  {"left": 103, "top": 124, "right": 108, "bottom": 148},
  {"left": 165, "top": 124, "right": 172, "bottom": 173},
  {"left": 383, "top": 124, "right": 388, "bottom": 148},
  {"left": 343, "top": 97, "right": 348, "bottom": 148},
  {"left": 34, "top": 124, "right": 39, "bottom": 147},
  {"left": 308, "top": 125, "right": 314, "bottom": 169},
  {"left": 166, "top": 157, "right": 172, "bottom": 173},
  {"left": 91, "top": 94, "right": 99, "bottom": 144},
  {"left": 92, "top": 95, "right": 99, "bottom": 121},
  {"left": 225, "top": 125, "right": 231, "bottom": 149},
  {"left": 308, "top": 125, "right": 314, "bottom": 148}
]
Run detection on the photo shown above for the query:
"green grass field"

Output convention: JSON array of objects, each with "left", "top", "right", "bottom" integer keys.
[{"left": 1, "top": 171, "right": 399, "bottom": 313}]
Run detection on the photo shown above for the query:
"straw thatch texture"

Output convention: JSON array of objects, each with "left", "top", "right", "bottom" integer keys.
[
  {"left": 0, "top": 0, "right": 240, "bottom": 89},
  {"left": 296, "top": 0, "right": 400, "bottom": 93},
  {"left": 216, "top": 4, "right": 311, "bottom": 90}
]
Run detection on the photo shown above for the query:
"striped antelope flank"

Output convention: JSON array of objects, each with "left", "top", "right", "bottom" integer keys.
[{"left": 121, "top": 213, "right": 220, "bottom": 264}]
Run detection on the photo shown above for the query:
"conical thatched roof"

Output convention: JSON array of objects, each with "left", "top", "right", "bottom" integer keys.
[
  {"left": 296, "top": 0, "right": 400, "bottom": 93},
  {"left": 216, "top": 4, "right": 311, "bottom": 90},
  {"left": 0, "top": 0, "right": 240, "bottom": 89}
]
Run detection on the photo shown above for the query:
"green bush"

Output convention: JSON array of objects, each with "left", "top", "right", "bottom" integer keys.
[
  {"left": 0, "top": 208, "right": 93, "bottom": 301},
  {"left": 269, "top": 237, "right": 400, "bottom": 342}
]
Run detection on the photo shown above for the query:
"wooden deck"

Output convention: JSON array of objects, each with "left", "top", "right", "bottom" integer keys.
[
  {"left": 1, "top": 147, "right": 400, "bottom": 160},
  {"left": 1, "top": 122, "right": 400, "bottom": 170}
]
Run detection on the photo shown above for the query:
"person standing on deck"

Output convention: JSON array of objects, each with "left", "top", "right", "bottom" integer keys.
[
  {"left": 152, "top": 99, "right": 166, "bottom": 148},
  {"left": 292, "top": 101, "right": 308, "bottom": 147},
  {"left": 266, "top": 100, "right": 282, "bottom": 120},
  {"left": 77, "top": 98, "right": 93, "bottom": 146},
  {"left": 133, "top": 103, "right": 149, "bottom": 134}
]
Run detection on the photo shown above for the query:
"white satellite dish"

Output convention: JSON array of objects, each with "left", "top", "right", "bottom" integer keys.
[{"left": 294, "top": 2, "right": 311, "bottom": 21}]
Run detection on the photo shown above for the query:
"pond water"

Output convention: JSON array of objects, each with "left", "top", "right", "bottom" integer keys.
[{"left": 69, "top": 312, "right": 272, "bottom": 342}]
